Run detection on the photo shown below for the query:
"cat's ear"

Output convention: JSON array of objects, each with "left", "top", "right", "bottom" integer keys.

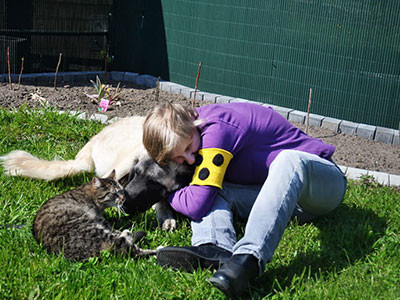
[
  {"left": 91, "top": 177, "right": 102, "bottom": 188},
  {"left": 107, "top": 169, "right": 116, "bottom": 180}
]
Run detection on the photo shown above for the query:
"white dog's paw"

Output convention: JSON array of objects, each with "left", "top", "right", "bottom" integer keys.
[
  {"left": 120, "top": 229, "right": 133, "bottom": 243},
  {"left": 161, "top": 218, "right": 177, "bottom": 231}
]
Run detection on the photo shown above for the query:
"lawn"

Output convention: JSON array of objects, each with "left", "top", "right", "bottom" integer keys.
[{"left": 1, "top": 106, "right": 399, "bottom": 299}]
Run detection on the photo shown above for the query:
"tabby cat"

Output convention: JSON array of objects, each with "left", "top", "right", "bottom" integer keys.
[{"left": 32, "top": 170, "right": 156, "bottom": 261}]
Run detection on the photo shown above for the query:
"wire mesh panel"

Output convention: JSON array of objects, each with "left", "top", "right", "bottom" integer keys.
[
  {"left": 160, "top": 0, "right": 400, "bottom": 129},
  {"left": 1, "top": 0, "right": 111, "bottom": 73}
]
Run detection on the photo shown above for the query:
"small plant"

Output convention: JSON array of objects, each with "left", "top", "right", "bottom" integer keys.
[{"left": 85, "top": 76, "right": 121, "bottom": 112}]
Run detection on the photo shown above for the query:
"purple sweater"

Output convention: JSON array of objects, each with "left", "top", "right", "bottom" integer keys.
[{"left": 169, "top": 103, "right": 335, "bottom": 220}]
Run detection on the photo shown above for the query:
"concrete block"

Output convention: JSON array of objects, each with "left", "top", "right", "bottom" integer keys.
[
  {"left": 20, "top": 74, "right": 38, "bottom": 84},
  {"left": 346, "top": 167, "right": 368, "bottom": 181},
  {"left": 393, "top": 132, "right": 399, "bottom": 146},
  {"left": 367, "top": 170, "right": 390, "bottom": 186},
  {"left": 202, "top": 93, "right": 221, "bottom": 103},
  {"left": 136, "top": 74, "right": 152, "bottom": 87},
  {"left": 340, "top": 120, "right": 358, "bottom": 136},
  {"left": 230, "top": 98, "right": 250, "bottom": 103},
  {"left": 85, "top": 71, "right": 103, "bottom": 82},
  {"left": 338, "top": 165, "right": 348, "bottom": 175},
  {"left": 321, "top": 117, "right": 342, "bottom": 133},
  {"left": 180, "top": 87, "right": 194, "bottom": 99},
  {"left": 375, "top": 127, "right": 395, "bottom": 144},
  {"left": 215, "top": 96, "right": 233, "bottom": 104},
  {"left": 356, "top": 123, "right": 376, "bottom": 140},
  {"left": 190, "top": 90, "right": 204, "bottom": 101},
  {"left": 389, "top": 174, "right": 400, "bottom": 187},
  {"left": 273, "top": 106, "right": 294, "bottom": 120},
  {"left": 170, "top": 84, "right": 188, "bottom": 95},
  {"left": 124, "top": 72, "right": 139, "bottom": 84},
  {"left": 110, "top": 71, "right": 124, "bottom": 82},
  {"left": 288, "top": 110, "right": 307, "bottom": 124},
  {"left": 158, "top": 81, "right": 174, "bottom": 92},
  {"left": 89, "top": 113, "right": 108, "bottom": 123},
  {"left": 62, "top": 72, "right": 81, "bottom": 83},
  {"left": 306, "top": 113, "right": 325, "bottom": 127},
  {"left": 73, "top": 72, "right": 89, "bottom": 83},
  {"left": 36, "top": 73, "right": 54, "bottom": 85}
]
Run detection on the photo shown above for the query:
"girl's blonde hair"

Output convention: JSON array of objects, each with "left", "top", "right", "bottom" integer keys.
[{"left": 143, "top": 102, "right": 202, "bottom": 165}]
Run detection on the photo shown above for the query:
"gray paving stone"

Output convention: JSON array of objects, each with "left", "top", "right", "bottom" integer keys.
[
  {"left": 375, "top": 127, "right": 395, "bottom": 144},
  {"left": 89, "top": 113, "right": 108, "bottom": 123},
  {"left": 272, "top": 106, "right": 293, "bottom": 120},
  {"left": 180, "top": 87, "right": 194, "bottom": 99},
  {"left": 170, "top": 84, "right": 188, "bottom": 95},
  {"left": 338, "top": 165, "right": 348, "bottom": 174},
  {"left": 307, "top": 113, "right": 325, "bottom": 127},
  {"left": 124, "top": 72, "right": 139, "bottom": 84},
  {"left": 230, "top": 98, "right": 250, "bottom": 103},
  {"left": 367, "top": 170, "right": 390, "bottom": 186},
  {"left": 136, "top": 74, "right": 158, "bottom": 87},
  {"left": 346, "top": 167, "right": 368, "bottom": 180},
  {"left": 190, "top": 90, "right": 204, "bottom": 101},
  {"left": 321, "top": 117, "right": 342, "bottom": 133},
  {"left": 110, "top": 71, "right": 124, "bottom": 82},
  {"left": 393, "top": 132, "right": 399, "bottom": 145},
  {"left": 389, "top": 174, "right": 400, "bottom": 187},
  {"left": 288, "top": 110, "right": 307, "bottom": 124},
  {"left": 215, "top": 96, "right": 234, "bottom": 104},
  {"left": 356, "top": 123, "right": 376, "bottom": 140},
  {"left": 202, "top": 93, "right": 221, "bottom": 103},
  {"left": 20, "top": 74, "right": 38, "bottom": 84},
  {"left": 159, "top": 81, "right": 174, "bottom": 92},
  {"left": 340, "top": 120, "right": 358, "bottom": 135}
]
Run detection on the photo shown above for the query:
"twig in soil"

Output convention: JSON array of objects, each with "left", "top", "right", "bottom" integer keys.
[
  {"left": 18, "top": 57, "right": 24, "bottom": 85},
  {"left": 306, "top": 88, "right": 312, "bottom": 134},
  {"left": 154, "top": 77, "right": 160, "bottom": 102},
  {"left": 192, "top": 61, "right": 203, "bottom": 109},
  {"left": 7, "top": 46, "right": 12, "bottom": 90},
  {"left": 54, "top": 53, "right": 62, "bottom": 89}
]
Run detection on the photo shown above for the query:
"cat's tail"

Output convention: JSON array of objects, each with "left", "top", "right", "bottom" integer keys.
[{"left": 0, "top": 143, "right": 94, "bottom": 181}]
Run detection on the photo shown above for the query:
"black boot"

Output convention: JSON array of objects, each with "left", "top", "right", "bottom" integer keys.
[
  {"left": 209, "top": 254, "right": 259, "bottom": 299},
  {"left": 157, "top": 244, "right": 232, "bottom": 272}
]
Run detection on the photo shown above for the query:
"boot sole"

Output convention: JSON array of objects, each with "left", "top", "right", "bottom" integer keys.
[{"left": 157, "top": 248, "right": 221, "bottom": 272}]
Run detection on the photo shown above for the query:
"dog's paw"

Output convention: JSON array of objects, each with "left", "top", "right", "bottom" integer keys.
[
  {"left": 120, "top": 229, "right": 133, "bottom": 243},
  {"left": 161, "top": 218, "right": 177, "bottom": 231}
]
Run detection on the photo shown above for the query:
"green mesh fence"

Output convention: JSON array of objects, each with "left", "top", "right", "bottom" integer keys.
[{"left": 160, "top": 0, "right": 400, "bottom": 129}]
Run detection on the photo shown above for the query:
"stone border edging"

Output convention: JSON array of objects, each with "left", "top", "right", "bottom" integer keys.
[{"left": 1, "top": 71, "right": 399, "bottom": 187}]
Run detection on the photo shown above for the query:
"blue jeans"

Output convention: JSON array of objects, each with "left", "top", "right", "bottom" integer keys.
[{"left": 191, "top": 150, "right": 347, "bottom": 273}]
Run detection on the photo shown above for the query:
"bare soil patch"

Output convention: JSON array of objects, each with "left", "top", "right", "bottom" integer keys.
[{"left": 1, "top": 82, "right": 399, "bottom": 176}]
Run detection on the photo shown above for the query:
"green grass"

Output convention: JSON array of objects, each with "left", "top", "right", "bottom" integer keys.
[{"left": 1, "top": 106, "right": 399, "bottom": 299}]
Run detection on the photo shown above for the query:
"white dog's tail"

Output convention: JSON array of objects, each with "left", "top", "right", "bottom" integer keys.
[{"left": 0, "top": 144, "right": 94, "bottom": 181}]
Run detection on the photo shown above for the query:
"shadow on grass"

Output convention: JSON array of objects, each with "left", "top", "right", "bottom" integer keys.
[{"left": 247, "top": 203, "right": 387, "bottom": 299}]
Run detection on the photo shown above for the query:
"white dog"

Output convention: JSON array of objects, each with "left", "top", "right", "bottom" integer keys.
[{"left": 0, "top": 116, "right": 188, "bottom": 230}]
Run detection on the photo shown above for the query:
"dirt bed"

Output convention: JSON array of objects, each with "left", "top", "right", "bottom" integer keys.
[{"left": 0, "top": 82, "right": 399, "bottom": 176}]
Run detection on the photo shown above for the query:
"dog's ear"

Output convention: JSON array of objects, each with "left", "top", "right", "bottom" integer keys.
[{"left": 128, "top": 164, "right": 139, "bottom": 182}]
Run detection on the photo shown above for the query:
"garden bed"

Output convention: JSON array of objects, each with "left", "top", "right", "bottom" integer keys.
[{"left": 0, "top": 82, "right": 399, "bottom": 176}]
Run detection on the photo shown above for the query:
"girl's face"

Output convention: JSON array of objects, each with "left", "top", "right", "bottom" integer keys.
[{"left": 170, "top": 129, "right": 201, "bottom": 165}]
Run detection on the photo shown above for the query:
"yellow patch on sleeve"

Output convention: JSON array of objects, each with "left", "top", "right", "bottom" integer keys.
[{"left": 190, "top": 148, "right": 233, "bottom": 189}]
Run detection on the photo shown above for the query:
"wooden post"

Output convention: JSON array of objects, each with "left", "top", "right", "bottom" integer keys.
[
  {"left": 54, "top": 53, "right": 62, "bottom": 89},
  {"left": 306, "top": 88, "right": 312, "bottom": 134},
  {"left": 18, "top": 57, "right": 24, "bottom": 85},
  {"left": 192, "top": 61, "right": 203, "bottom": 108},
  {"left": 7, "top": 47, "right": 12, "bottom": 90}
]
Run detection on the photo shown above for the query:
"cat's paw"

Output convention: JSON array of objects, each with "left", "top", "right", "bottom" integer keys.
[{"left": 161, "top": 218, "right": 177, "bottom": 231}]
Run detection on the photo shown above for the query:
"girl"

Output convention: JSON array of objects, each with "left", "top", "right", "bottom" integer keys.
[{"left": 143, "top": 101, "right": 347, "bottom": 298}]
